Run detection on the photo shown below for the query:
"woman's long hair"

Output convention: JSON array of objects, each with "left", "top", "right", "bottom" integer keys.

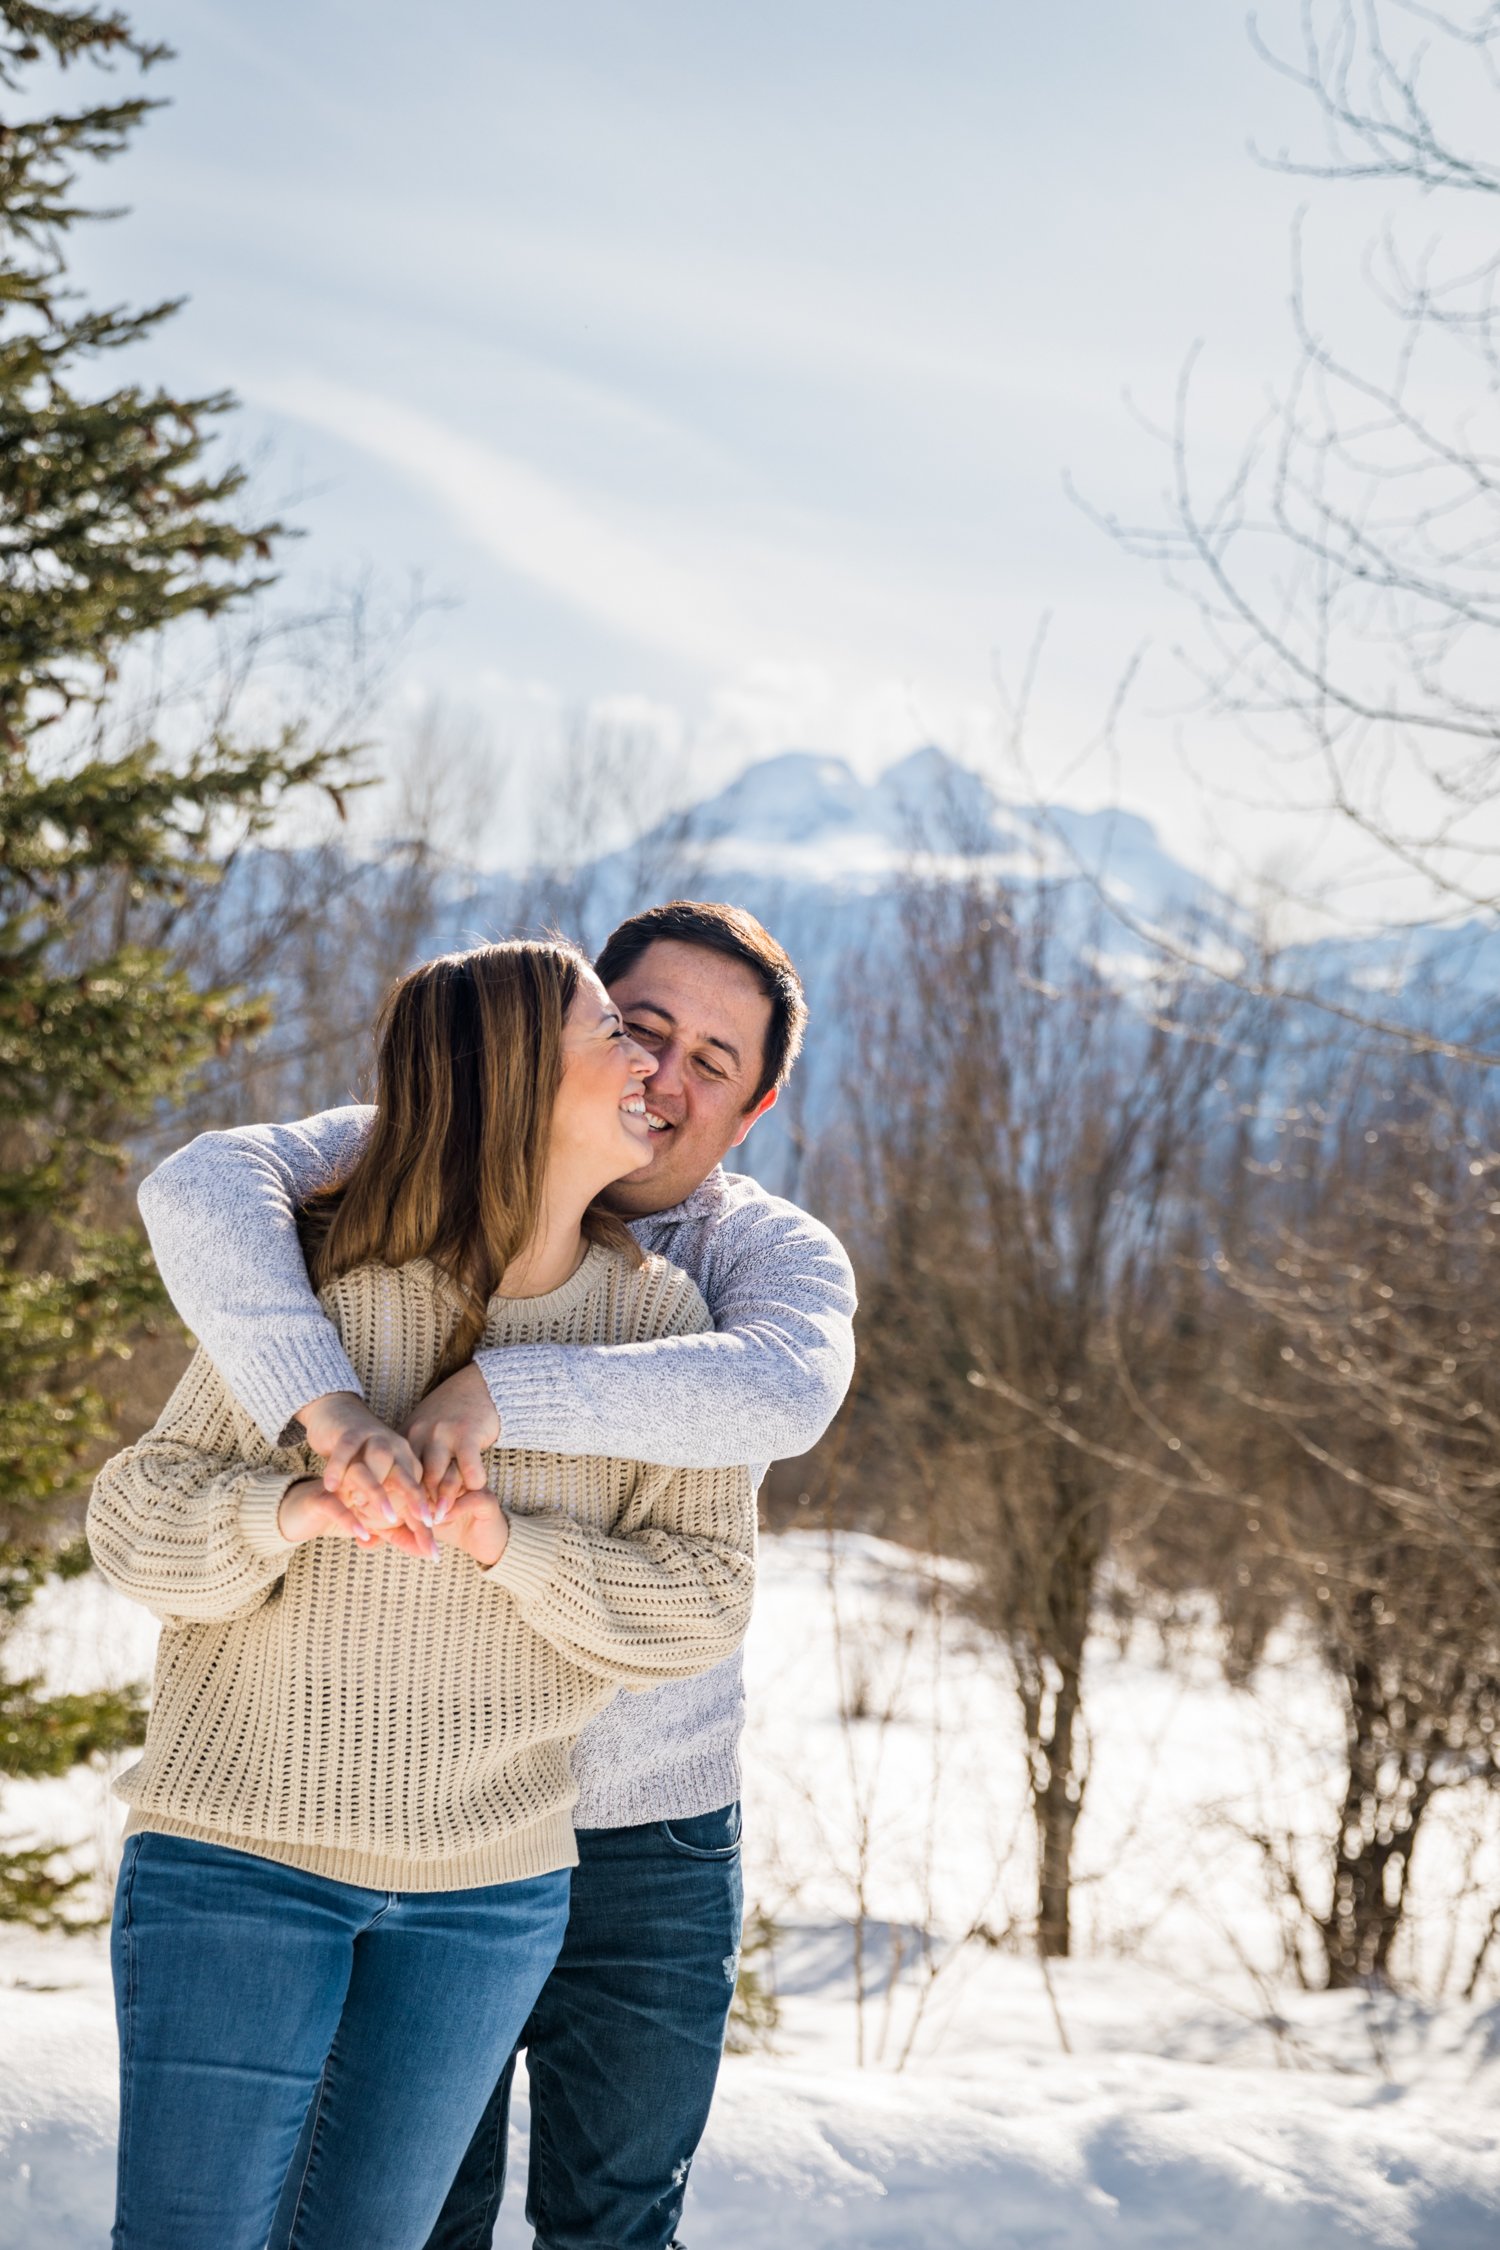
[{"left": 299, "top": 939, "right": 638, "bottom": 1372}]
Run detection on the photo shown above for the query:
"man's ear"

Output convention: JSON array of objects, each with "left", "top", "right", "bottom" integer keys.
[{"left": 730, "top": 1086, "right": 778, "bottom": 1149}]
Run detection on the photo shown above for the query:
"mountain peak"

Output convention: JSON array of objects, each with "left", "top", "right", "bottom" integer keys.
[
  {"left": 610, "top": 743, "right": 1224, "bottom": 922},
  {"left": 696, "top": 751, "right": 867, "bottom": 841},
  {"left": 875, "top": 745, "right": 1013, "bottom": 844}
]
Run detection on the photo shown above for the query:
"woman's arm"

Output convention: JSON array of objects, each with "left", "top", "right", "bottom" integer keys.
[
  {"left": 87, "top": 1351, "right": 306, "bottom": 1628},
  {"left": 464, "top": 1459, "right": 756, "bottom": 1692}
]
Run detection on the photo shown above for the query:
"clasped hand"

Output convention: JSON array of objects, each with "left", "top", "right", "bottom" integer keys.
[{"left": 278, "top": 1365, "right": 509, "bottom": 1570}]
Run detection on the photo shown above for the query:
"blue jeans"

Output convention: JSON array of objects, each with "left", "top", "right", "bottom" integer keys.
[
  {"left": 422, "top": 1803, "right": 744, "bottom": 2250},
  {"left": 109, "top": 1831, "right": 570, "bottom": 2250}
]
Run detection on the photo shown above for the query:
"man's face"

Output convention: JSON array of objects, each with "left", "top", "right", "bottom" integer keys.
[{"left": 601, "top": 939, "right": 778, "bottom": 1216}]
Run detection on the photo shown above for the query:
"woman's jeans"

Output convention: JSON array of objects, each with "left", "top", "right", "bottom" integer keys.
[
  {"left": 422, "top": 1802, "right": 745, "bottom": 2250},
  {"left": 109, "top": 1830, "right": 570, "bottom": 2250}
]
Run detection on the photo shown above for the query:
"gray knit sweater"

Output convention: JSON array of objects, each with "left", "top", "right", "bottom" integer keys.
[{"left": 137, "top": 1110, "right": 856, "bottom": 1828}]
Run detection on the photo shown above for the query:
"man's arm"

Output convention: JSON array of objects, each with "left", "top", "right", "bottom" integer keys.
[
  {"left": 138, "top": 1107, "right": 375, "bottom": 1444},
  {"left": 469, "top": 1196, "right": 856, "bottom": 1470},
  {"left": 143, "top": 1109, "right": 857, "bottom": 1475}
]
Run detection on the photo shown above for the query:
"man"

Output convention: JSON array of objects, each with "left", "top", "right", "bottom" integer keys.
[{"left": 136, "top": 899, "right": 855, "bottom": 2250}]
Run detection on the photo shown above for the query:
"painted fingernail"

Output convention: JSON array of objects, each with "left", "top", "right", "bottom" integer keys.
[
  {"left": 381, "top": 1499, "right": 399, "bottom": 1525},
  {"left": 355, "top": 1526, "right": 372, "bottom": 1545},
  {"left": 418, "top": 1501, "right": 434, "bottom": 1527}
]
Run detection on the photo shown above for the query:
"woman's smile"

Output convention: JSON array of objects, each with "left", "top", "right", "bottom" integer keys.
[{"left": 553, "top": 970, "right": 661, "bottom": 1182}]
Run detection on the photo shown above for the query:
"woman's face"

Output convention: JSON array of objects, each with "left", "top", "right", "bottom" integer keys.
[{"left": 550, "top": 969, "right": 660, "bottom": 1191}]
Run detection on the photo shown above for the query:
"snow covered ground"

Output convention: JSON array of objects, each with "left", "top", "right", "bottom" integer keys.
[{"left": 3, "top": 1531, "right": 1499, "bottom": 2247}]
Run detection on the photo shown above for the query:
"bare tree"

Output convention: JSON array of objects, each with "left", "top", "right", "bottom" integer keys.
[
  {"left": 820, "top": 861, "right": 1241, "bottom": 1957},
  {"left": 1086, "top": 1, "right": 1500, "bottom": 1002},
  {"left": 1195, "top": 1049, "right": 1500, "bottom": 1987},
  {"left": 509, "top": 711, "right": 710, "bottom": 953},
  {"left": 178, "top": 700, "right": 498, "bottom": 1129}
]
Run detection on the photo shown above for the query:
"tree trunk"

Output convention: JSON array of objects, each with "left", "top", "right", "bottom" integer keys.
[
  {"left": 1018, "top": 1489, "right": 1099, "bottom": 1960},
  {"left": 1036, "top": 1656, "right": 1085, "bottom": 1957},
  {"left": 1318, "top": 1640, "right": 1434, "bottom": 1989}
]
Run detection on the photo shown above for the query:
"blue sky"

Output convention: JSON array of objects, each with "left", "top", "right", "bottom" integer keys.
[{"left": 80, "top": 1, "right": 1400, "bottom": 881}]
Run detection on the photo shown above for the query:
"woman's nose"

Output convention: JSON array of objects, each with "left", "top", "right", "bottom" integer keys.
[{"left": 628, "top": 1042, "right": 657, "bottom": 1078}]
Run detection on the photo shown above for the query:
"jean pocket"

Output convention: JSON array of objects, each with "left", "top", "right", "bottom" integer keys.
[{"left": 659, "top": 1802, "right": 743, "bottom": 1860}]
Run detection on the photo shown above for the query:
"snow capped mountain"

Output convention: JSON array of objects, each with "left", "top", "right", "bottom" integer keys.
[
  {"left": 218, "top": 741, "right": 1500, "bottom": 1195},
  {"left": 527, "top": 743, "right": 1499, "bottom": 1189},
  {"left": 1037, "top": 802, "right": 1230, "bottom": 927},
  {"left": 686, "top": 751, "right": 881, "bottom": 847},
  {"left": 629, "top": 744, "right": 1231, "bottom": 929},
  {"left": 663, "top": 746, "right": 1002, "bottom": 890},
  {"left": 625, "top": 746, "right": 1500, "bottom": 1028}
]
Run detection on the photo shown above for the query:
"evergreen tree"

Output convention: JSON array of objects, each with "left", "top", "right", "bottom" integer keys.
[{"left": 0, "top": 4, "right": 353, "bottom": 1923}]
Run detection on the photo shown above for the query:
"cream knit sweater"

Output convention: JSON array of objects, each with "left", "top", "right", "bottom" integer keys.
[{"left": 87, "top": 1245, "right": 756, "bottom": 1891}]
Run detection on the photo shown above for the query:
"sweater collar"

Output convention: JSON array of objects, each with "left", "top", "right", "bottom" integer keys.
[
  {"left": 422, "top": 1241, "right": 620, "bottom": 1324},
  {"left": 646, "top": 1165, "right": 731, "bottom": 1229}
]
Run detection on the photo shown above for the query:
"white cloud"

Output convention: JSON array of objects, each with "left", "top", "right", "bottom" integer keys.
[
  {"left": 696, "top": 662, "right": 1002, "bottom": 780},
  {"left": 254, "top": 375, "right": 755, "bottom": 674},
  {"left": 251, "top": 374, "right": 1025, "bottom": 704}
]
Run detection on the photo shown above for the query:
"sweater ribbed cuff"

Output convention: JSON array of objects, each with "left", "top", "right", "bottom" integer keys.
[
  {"left": 482, "top": 1510, "right": 564, "bottom": 1603},
  {"left": 238, "top": 1469, "right": 302, "bottom": 1562},
  {"left": 474, "top": 1347, "right": 582, "bottom": 1455},
  {"left": 231, "top": 1331, "right": 365, "bottom": 1449}
]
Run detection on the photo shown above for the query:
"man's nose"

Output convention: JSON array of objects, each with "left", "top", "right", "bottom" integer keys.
[{"left": 644, "top": 1043, "right": 684, "bottom": 1098}]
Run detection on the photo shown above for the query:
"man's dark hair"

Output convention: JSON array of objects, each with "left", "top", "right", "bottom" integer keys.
[{"left": 595, "top": 901, "right": 807, "bottom": 1107}]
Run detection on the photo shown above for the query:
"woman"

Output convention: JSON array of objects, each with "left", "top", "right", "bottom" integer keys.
[{"left": 88, "top": 939, "right": 756, "bottom": 2250}]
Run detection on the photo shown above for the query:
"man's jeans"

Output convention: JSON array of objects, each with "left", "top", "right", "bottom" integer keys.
[
  {"left": 109, "top": 1831, "right": 569, "bottom": 2250},
  {"left": 424, "top": 1803, "right": 744, "bottom": 2250}
]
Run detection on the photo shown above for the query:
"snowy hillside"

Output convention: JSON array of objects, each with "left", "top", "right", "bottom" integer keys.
[{"left": 3, "top": 1535, "right": 1498, "bottom": 2248}]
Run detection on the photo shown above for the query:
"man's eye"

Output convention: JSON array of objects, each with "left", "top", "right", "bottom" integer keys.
[{"left": 626, "top": 1023, "right": 662, "bottom": 1043}]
